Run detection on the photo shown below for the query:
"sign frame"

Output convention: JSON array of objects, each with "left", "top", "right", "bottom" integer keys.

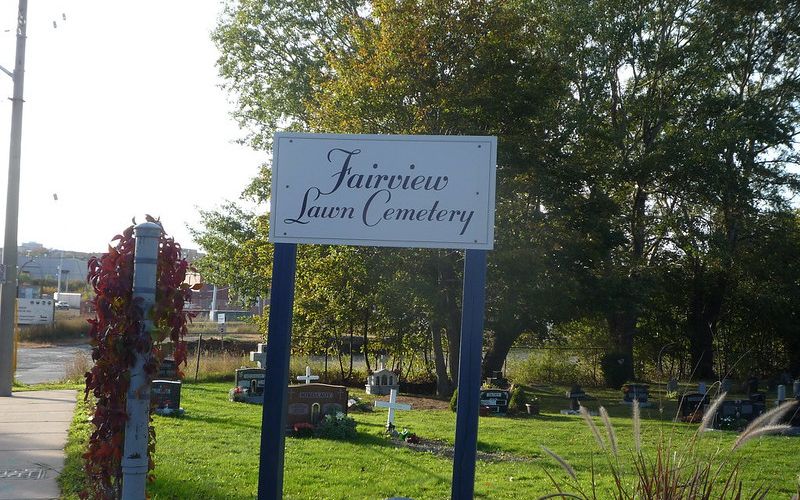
[
  {"left": 269, "top": 132, "right": 496, "bottom": 250},
  {"left": 258, "top": 133, "right": 494, "bottom": 500}
]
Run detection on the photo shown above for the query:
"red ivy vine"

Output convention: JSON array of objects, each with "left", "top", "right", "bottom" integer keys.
[{"left": 83, "top": 218, "right": 197, "bottom": 498}]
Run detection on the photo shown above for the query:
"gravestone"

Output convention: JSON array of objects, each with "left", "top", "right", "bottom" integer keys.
[
  {"left": 286, "top": 383, "right": 348, "bottom": 429},
  {"left": 745, "top": 376, "right": 759, "bottom": 397},
  {"left": 230, "top": 368, "right": 266, "bottom": 404},
  {"left": 250, "top": 343, "right": 268, "bottom": 368},
  {"left": 564, "top": 385, "right": 588, "bottom": 413},
  {"left": 750, "top": 392, "right": 766, "bottom": 404},
  {"left": 714, "top": 400, "right": 738, "bottom": 429},
  {"left": 622, "top": 383, "right": 651, "bottom": 406},
  {"left": 666, "top": 378, "right": 679, "bottom": 393},
  {"left": 679, "top": 392, "right": 709, "bottom": 420},
  {"left": 794, "top": 379, "right": 800, "bottom": 399},
  {"left": 720, "top": 378, "right": 733, "bottom": 393},
  {"left": 698, "top": 381, "right": 707, "bottom": 394},
  {"left": 479, "top": 389, "right": 510, "bottom": 414},
  {"left": 375, "top": 388, "right": 412, "bottom": 429},
  {"left": 366, "top": 356, "right": 399, "bottom": 396},
  {"left": 739, "top": 400, "right": 755, "bottom": 422},
  {"left": 151, "top": 380, "right": 182, "bottom": 415},
  {"left": 777, "top": 384, "right": 786, "bottom": 404},
  {"left": 158, "top": 358, "right": 179, "bottom": 380}
]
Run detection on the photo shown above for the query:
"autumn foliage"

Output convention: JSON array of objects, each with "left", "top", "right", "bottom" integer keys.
[{"left": 82, "top": 219, "right": 197, "bottom": 498}]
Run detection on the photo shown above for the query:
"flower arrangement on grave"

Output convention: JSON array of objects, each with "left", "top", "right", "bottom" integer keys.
[
  {"left": 397, "top": 428, "right": 420, "bottom": 444},
  {"left": 229, "top": 386, "right": 245, "bottom": 402},
  {"left": 315, "top": 412, "right": 358, "bottom": 440},
  {"left": 82, "top": 219, "right": 197, "bottom": 498},
  {"left": 293, "top": 422, "right": 315, "bottom": 438}
]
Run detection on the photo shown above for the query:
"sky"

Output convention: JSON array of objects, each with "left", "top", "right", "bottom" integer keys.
[{"left": 0, "top": 0, "right": 265, "bottom": 254}]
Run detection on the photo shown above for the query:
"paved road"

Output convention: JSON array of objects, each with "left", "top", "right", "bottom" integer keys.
[{"left": 15, "top": 345, "right": 91, "bottom": 385}]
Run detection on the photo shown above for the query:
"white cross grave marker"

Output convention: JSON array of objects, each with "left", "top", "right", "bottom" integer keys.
[
  {"left": 374, "top": 388, "right": 411, "bottom": 429},
  {"left": 250, "top": 343, "right": 267, "bottom": 368},
  {"left": 296, "top": 366, "right": 319, "bottom": 385}
]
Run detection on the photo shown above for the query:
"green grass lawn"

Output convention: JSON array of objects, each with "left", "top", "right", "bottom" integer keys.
[{"left": 62, "top": 382, "right": 800, "bottom": 499}]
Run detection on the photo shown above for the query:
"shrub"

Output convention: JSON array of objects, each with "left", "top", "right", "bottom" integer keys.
[
  {"left": 508, "top": 386, "right": 528, "bottom": 414},
  {"left": 509, "top": 350, "right": 591, "bottom": 386},
  {"left": 600, "top": 351, "right": 631, "bottom": 389},
  {"left": 315, "top": 412, "right": 357, "bottom": 440},
  {"left": 449, "top": 388, "right": 458, "bottom": 412}
]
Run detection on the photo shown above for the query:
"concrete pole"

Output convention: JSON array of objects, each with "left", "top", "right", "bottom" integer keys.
[
  {"left": 0, "top": 0, "right": 28, "bottom": 397},
  {"left": 121, "top": 222, "right": 160, "bottom": 500}
]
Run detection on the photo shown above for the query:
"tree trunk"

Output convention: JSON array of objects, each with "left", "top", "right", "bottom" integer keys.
[
  {"left": 361, "top": 311, "right": 371, "bottom": 373},
  {"left": 686, "top": 265, "right": 721, "bottom": 381},
  {"left": 607, "top": 310, "right": 636, "bottom": 380},
  {"left": 432, "top": 323, "right": 452, "bottom": 397},
  {"left": 482, "top": 329, "right": 517, "bottom": 379}
]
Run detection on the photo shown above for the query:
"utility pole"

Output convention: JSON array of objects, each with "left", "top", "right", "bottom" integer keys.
[{"left": 0, "top": 0, "right": 28, "bottom": 397}]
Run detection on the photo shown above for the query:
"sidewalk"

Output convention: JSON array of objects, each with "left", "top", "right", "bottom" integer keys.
[{"left": 0, "top": 390, "right": 77, "bottom": 500}]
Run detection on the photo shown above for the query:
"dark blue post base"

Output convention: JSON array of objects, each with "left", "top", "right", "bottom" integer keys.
[
  {"left": 257, "top": 243, "right": 297, "bottom": 500},
  {"left": 451, "top": 249, "right": 488, "bottom": 500}
]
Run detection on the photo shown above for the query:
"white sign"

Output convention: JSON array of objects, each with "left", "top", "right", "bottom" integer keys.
[
  {"left": 269, "top": 133, "right": 496, "bottom": 249},
  {"left": 17, "top": 299, "right": 54, "bottom": 325},
  {"left": 217, "top": 313, "right": 226, "bottom": 324}
]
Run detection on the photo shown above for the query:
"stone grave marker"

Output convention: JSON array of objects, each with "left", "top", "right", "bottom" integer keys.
[
  {"left": 777, "top": 384, "right": 786, "bottom": 404},
  {"left": 666, "top": 378, "right": 679, "bottom": 393},
  {"left": 250, "top": 343, "right": 268, "bottom": 368},
  {"left": 720, "top": 378, "right": 733, "bottom": 393},
  {"left": 739, "top": 400, "right": 755, "bottom": 422},
  {"left": 296, "top": 366, "right": 319, "bottom": 385},
  {"left": 793, "top": 379, "right": 800, "bottom": 399},
  {"left": 622, "top": 383, "right": 651, "bottom": 407},
  {"left": 158, "top": 358, "right": 179, "bottom": 380},
  {"left": 678, "top": 392, "right": 709, "bottom": 420},
  {"left": 698, "top": 381, "right": 707, "bottom": 394},
  {"left": 745, "top": 376, "right": 759, "bottom": 397},
  {"left": 714, "top": 400, "right": 738, "bottom": 429},
  {"left": 151, "top": 379, "right": 182, "bottom": 415},
  {"left": 479, "top": 388, "right": 510, "bottom": 414},
  {"left": 561, "top": 384, "right": 588, "bottom": 414},
  {"left": 287, "top": 383, "right": 348, "bottom": 429},
  {"left": 374, "top": 388, "right": 411, "bottom": 429},
  {"left": 230, "top": 367, "right": 266, "bottom": 404}
]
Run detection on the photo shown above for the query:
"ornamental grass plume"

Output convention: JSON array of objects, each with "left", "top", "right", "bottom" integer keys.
[
  {"left": 579, "top": 406, "right": 605, "bottom": 450},
  {"left": 698, "top": 391, "right": 727, "bottom": 434},
  {"left": 541, "top": 398, "right": 782, "bottom": 499},
  {"left": 732, "top": 400, "right": 797, "bottom": 451}
]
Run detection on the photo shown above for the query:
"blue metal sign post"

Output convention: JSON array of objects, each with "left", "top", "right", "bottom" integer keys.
[
  {"left": 257, "top": 242, "right": 297, "bottom": 500},
  {"left": 451, "top": 249, "right": 488, "bottom": 500}
]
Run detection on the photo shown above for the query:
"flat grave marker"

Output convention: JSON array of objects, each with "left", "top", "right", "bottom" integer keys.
[{"left": 479, "top": 389, "right": 510, "bottom": 414}]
